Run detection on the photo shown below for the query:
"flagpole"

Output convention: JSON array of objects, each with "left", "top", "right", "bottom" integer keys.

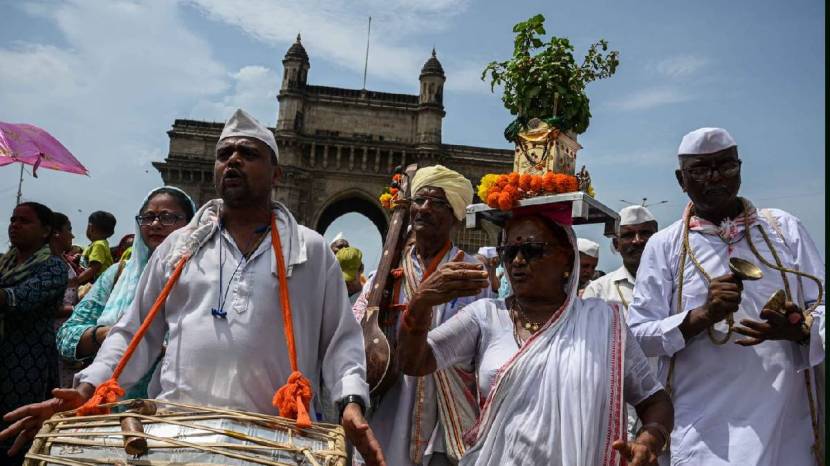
[
  {"left": 362, "top": 16, "right": 371, "bottom": 90},
  {"left": 15, "top": 162, "right": 23, "bottom": 205}
]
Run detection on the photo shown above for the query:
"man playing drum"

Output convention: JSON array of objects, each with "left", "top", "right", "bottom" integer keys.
[{"left": 1, "top": 109, "right": 386, "bottom": 465}]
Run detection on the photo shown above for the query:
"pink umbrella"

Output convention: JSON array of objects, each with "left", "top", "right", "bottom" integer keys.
[{"left": 0, "top": 122, "right": 88, "bottom": 203}]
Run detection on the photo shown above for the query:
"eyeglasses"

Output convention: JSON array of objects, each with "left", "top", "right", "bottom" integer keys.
[
  {"left": 682, "top": 160, "right": 741, "bottom": 182},
  {"left": 412, "top": 196, "right": 451, "bottom": 210},
  {"left": 497, "top": 242, "right": 558, "bottom": 263},
  {"left": 135, "top": 213, "right": 185, "bottom": 226}
]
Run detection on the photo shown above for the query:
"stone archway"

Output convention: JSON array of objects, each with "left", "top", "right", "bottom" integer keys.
[{"left": 314, "top": 190, "right": 389, "bottom": 239}]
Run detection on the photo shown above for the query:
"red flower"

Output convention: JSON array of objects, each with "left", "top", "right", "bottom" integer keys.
[{"left": 486, "top": 192, "right": 501, "bottom": 208}]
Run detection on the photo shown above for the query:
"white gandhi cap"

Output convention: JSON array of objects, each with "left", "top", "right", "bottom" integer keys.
[
  {"left": 677, "top": 127, "right": 737, "bottom": 157},
  {"left": 619, "top": 205, "right": 656, "bottom": 227},
  {"left": 219, "top": 108, "right": 279, "bottom": 162},
  {"left": 577, "top": 238, "right": 600, "bottom": 258}
]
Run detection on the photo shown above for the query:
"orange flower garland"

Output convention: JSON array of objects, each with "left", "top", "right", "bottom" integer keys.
[
  {"left": 477, "top": 171, "right": 581, "bottom": 211},
  {"left": 379, "top": 173, "right": 405, "bottom": 209}
]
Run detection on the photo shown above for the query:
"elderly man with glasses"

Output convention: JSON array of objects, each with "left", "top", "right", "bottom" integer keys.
[
  {"left": 352, "top": 165, "right": 492, "bottom": 466},
  {"left": 628, "top": 127, "right": 825, "bottom": 465}
]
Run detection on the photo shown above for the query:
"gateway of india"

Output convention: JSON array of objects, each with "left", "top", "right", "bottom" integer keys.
[{"left": 153, "top": 35, "right": 512, "bottom": 251}]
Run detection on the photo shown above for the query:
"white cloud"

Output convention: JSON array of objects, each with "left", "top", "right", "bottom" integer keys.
[
  {"left": 607, "top": 87, "right": 692, "bottom": 111},
  {"left": 186, "top": 0, "right": 483, "bottom": 92},
  {"left": 652, "top": 55, "right": 708, "bottom": 79},
  {"left": 0, "top": 0, "right": 230, "bottom": 244},
  {"left": 191, "top": 65, "right": 279, "bottom": 125}
]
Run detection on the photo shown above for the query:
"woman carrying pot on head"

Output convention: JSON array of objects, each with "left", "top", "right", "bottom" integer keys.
[
  {"left": 398, "top": 205, "right": 674, "bottom": 466},
  {"left": 56, "top": 187, "right": 195, "bottom": 399},
  {"left": 0, "top": 202, "right": 69, "bottom": 463}
]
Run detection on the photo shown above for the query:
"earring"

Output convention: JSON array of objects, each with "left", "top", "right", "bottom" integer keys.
[{"left": 562, "top": 271, "right": 570, "bottom": 278}]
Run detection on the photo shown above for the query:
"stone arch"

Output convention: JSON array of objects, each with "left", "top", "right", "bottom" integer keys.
[{"left": 313, "top": 189, "right": 389, "bottom": 239}]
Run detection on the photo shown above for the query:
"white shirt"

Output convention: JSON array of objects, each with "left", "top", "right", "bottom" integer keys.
[
  {"left": 352, "top": 245, "right": 491, "bottom": 466},
  {"left": 77, "top": 209, "right": 369, "bottom": 417},
  {"left": 628, "top": 207, "right": 825, "bottom": 466},
  {"left": 428, "top": 298, "right": 661, "bottom": 405},
  {"left": 583, "top": 265, "right": 636, "bottom": 316}
]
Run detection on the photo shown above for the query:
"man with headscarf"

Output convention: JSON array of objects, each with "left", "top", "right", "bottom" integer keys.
[
  {"left": 576, "top": 237, "right": 600, "bottom": 295},
  {"left": 1, "top": 109, "right": 386, "bottom": 465},
  {"left": 353, "top": 164, "right": 492, "bottom": 466},
  {"left": 628, "top": 127, "right": 825, "bottom": 465},
  {"left": 583, "top": 204, "right": 659, "bottom": 439}
]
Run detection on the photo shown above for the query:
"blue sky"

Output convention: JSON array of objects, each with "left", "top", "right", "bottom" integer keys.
[{"left": 0, "top": 0, "right": 824, "bottom": 272}]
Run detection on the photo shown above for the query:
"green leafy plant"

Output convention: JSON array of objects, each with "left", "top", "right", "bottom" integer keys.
[{"left": 482, "top": 14, "right": 620, "bottom": 142}]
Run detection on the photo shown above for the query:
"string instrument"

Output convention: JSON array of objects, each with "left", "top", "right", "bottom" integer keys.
[{"left": 362, "top": 163, "right": 417, "bottom": 396}]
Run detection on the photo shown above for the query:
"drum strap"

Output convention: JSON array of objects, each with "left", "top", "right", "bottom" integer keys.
[{"left": 77, "top": 213, "right": 314, "bottom": 429}]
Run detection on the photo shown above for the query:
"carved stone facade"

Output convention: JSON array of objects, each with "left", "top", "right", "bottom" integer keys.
[{"left": 154, "top": 36, "right": 512, "bottom": 252}]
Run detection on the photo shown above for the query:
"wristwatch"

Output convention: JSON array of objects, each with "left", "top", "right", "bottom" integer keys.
[{"left": 337, "top": 395, "right": 366, "bottom": 421}]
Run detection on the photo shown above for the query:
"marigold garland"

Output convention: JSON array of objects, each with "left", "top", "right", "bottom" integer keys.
[
  {"left": 476, "top": 171, "right": 583, "bottom": 211},
  {"left": 379, "top": 172, "right": 405, "bottom": 209}
]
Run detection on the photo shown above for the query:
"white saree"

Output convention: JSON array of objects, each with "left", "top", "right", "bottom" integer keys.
[{"left": 461, "top": 228, "right": 627, "bottom": 466}]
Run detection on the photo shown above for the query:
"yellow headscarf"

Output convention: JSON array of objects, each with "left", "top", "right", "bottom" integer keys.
[{"left": 410, "top": 165, "right": 473, "bottom": 221}]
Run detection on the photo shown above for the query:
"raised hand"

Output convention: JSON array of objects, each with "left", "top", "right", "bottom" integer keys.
[
  {"left": 341, "top": 403, "right": 386, "bottom": 466},
  {"left": 410, "top": 251, "right": 489, "bottom": 309},
  {"left": 1, "top": 386, "right": 91, "bottom": 456}
]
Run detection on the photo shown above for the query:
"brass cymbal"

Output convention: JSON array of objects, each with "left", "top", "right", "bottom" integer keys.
[
  {"left": 763, "top": 289, "right": 787, "bottom": 312},
  {"left": 728, "top": 257, "right": 763, "bottom": 281}
]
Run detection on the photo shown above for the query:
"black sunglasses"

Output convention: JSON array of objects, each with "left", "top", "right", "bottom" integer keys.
[
  {"left": 497, "top": 242, "right": 558, "bottom": 263},
  {"left": 136, "top": 212, "right": 185, "bottom": 226}
]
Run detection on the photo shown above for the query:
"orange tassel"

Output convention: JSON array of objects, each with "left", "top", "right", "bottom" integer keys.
[
  {"left": 75, "top": 378, "right": 125, "bottom": 416},
  {"left": 273, "top": 371, "right": 313, "bottom": 429}
]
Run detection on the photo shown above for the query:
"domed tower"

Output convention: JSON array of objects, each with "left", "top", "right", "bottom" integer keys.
[
  {"left": 277, "top": 34, "right": 309, "bottom": 132},
  {"left": 416, "top": 49, "right": 446, "bottom": 146}
]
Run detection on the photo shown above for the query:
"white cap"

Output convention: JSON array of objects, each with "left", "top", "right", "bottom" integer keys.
[
  {"left": 577, "top": 238, "right": 600, "bottom": 258},
  {"left": 477, "top": 246, "right": 498, "bottom": 259},
  {"left": 219, "top": 108, "right": 279, "bottom": 161},
  {"left": 619, "top": 205, "right": 656, "bottom": 227},
  {"left": 677, "top": 127, "right": 736, "bottom": 157},
  {"left": 330, "top": 232, "right": 345, "bottom": 246}
]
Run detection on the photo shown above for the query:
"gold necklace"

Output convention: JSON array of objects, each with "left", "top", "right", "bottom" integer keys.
[{"left": 510, "top": 301, "right": 545, "bottom": 333}]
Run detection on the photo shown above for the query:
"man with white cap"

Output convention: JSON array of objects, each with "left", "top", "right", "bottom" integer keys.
[
  {"left": 576, "top": 237, "right": 600, "bottom": 295},
  {"left": 1, "top": 109, "right": 387, "bottom": 465},
  {"left": 583, "top": 205, "right": 659, "bottom": 439},
  {"left": 628, "top": 127, "right": 825, "bottom": 465},
  {"left": 352, "top": 164, "right": 491, "bottom": 466}
]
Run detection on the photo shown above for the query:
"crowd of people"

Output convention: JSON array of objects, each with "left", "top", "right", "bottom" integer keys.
[{"left": 0, "top": 109, "right": 823, "bottom": 466}]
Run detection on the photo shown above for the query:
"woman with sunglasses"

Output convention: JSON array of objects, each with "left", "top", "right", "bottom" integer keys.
[
  {"left": 398, "top": 207, "right": 674, "bottom": 466},
  {"left": 56, "top": 187, "right": 195, "bottom": 398}
]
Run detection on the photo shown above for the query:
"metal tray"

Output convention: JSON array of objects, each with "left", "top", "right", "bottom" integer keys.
[{"left": 465, "top": 192, "right": 620, "bottom": 237}]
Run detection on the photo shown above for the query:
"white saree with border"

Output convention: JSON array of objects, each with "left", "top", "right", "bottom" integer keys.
[{"left": 462, "top": 229, "right": 627, "bottom": 466}]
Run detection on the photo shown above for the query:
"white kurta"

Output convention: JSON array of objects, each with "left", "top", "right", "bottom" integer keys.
[
  {"left": 583, "top": 265, "right": 654, "bottom": 439},
  {"left": 628, "top": 207, "right": 824, "bottom": 465},
  {"left": 352, "top": 246, "right": 491, "bottom": 466},
  {"left": 583, "top": 266, "right": 635, "bottom": 315},
  {"left": 77, "top": 208, "right": 369, "bottom": 417}
]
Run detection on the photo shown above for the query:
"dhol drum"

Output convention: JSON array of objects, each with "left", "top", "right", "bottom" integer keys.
[{"left": 25, "top": 399, "right": 347, "bottom": 466}]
